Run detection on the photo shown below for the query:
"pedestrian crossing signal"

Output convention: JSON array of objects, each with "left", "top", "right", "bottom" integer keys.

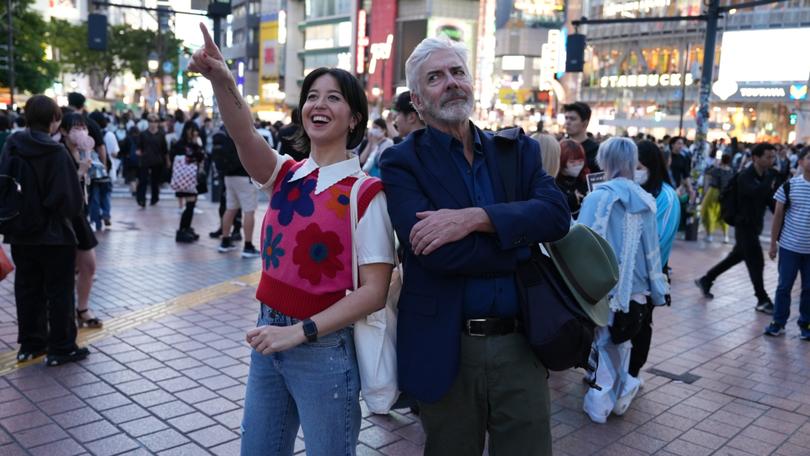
[{"left": 789, "top": 112, "right": 798, "bottom": 126}]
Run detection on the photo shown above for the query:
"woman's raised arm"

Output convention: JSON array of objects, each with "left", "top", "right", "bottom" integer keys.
[{"left": 188, "top": 23, "right": 277, "bottom": 184}]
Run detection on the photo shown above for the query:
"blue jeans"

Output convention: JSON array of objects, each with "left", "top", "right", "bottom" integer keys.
[
  {"left": 241, "top": 305, "right": 361, "bottom": 456},
  {"left": 88, "top": 181, "right": 112, "bottom": 228},
  {"left": 773, "top": 247, "right": 810, "bottom": 327}
]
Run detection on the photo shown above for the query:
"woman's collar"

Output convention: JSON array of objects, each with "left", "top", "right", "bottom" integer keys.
[{"left": 289, "top": 156, "right": 363, "bottom": 194}]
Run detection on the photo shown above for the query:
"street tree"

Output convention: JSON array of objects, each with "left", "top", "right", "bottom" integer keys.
[
  {"left": 0, "top": 0, "right": 60, "bottom": 94},
  {"left": 48, "top": 19, "right": 185, "bottom": 99}
]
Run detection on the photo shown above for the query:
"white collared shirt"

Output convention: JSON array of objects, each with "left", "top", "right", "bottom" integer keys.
[{"left": 259, "top": 155, "right": 395, "bottom": 267}]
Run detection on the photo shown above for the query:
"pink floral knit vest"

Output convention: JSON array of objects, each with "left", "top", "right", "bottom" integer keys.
[{"left": 256, "top": 159, "right": 383, "bottom": 319}]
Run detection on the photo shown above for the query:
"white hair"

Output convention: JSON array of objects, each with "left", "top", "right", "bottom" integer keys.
[
  {"left": 405, "top": 36, "right": 470, "bottom": 97},
  {"left": 597, "top": 137, "right": 638, "bottom": 180}
]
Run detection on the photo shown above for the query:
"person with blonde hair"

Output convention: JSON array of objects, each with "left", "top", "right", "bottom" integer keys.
[{"left": 532, "top": 133, "right": 561, "bottom": 177}]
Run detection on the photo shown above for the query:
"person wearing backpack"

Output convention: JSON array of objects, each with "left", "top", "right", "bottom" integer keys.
[
  {"left": 1, "top": 95, "right": 90, "bottom": 366},
  {"left": 701, "top": 154, "right": 734, "bottom": 243},
  {"left": 578, "top": 138, "right": 669, "bottom": 424},
  {"left": 213, "top": 125, "right": 259, "bottom": 257},
  {"left": 764, "top": 148, "right": 810, "bottom": 338},
  {"left": 696, "top": 143, "right": 777, "bottom": 313}
]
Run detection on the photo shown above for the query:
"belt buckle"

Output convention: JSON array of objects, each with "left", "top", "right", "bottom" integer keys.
[{"left": 466, "top": 319, "right": 487, "bottom": 337}]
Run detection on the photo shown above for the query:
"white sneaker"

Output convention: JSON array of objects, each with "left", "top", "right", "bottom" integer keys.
[
  {"left": 194, "top": 208, "right": 204, "bottom": 214},
  {"left": 706, "top": 235, "right": 714, "bottom": 243},
  {"left": 583, "top": 402, "right": 609, "bottom": 424},
  {"left": 723, "top": 235, "right": 731, "bottom": 244},
  {"left": 612, "top": 375, "right": 641, "bottom": 416}
]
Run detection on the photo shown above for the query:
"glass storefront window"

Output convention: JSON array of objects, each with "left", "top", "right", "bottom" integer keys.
[
  {"left": 305, "top": 0, "right": 352, "bottom": 19},
  {"left": 304, "top": 22, "right": 352, "bottom": 50},
  {"left": 303, "top": 52, "right": 352, "bottom": 74}
]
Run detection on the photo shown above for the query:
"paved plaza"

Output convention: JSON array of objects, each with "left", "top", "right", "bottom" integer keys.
[{"left": 1, "top": 196, "right": 810, "bottom": 455}]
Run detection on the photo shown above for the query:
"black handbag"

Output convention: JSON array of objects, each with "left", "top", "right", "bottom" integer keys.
[
  {"left": 196, "top": 170, "right": 208, "bottom": 194},
  {"left": 609, "top": 300, "right": 649, "bottom": 344},
  {"left": 494, "top": 128, "right": 596, "bottom": 373}
]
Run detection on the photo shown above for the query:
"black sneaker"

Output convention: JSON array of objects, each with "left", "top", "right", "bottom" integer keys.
[
  {"left": 188, "top": 228, "right": 200, "bottom": 241},
  {"left": 45, "top": 347, "right": 90, "bottom": 367},
  {"left": 218, "top": 237, "right": 237, "bottom": 253},
  {"left": 209, "top": 228, "right": 223, "bottom": 239},
  {"left": 756, "top": 299, "right": 774, "bottom": 315},
  {"left": 694, "top": 277, "right": 714, "bottom": 299},
  {"left": 176, "top": 229, "right": 196, "bottom": 243},
  {"left": 16, "top": 348, "right": 46, "bottom": 362},
  {"left": 242, "top": 243, "right": 260, "bottom": 258},
  {"left": 103, "top": 218, "right": 111, "bottom": 227},
  {"left": 230, "top": 231, "right": 243, "bottom": 242}
]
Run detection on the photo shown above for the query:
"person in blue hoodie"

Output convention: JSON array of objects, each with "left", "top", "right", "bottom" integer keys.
[{"left": 578, "top": 137, "right": 669, "bottom": 424}]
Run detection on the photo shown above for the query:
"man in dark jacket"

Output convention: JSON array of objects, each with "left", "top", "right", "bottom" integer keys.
[
  {"left": 135, "top": 114, "right": 169, "bottom": 207},
  {"left": 696, "top": 142, "right": 778, "bottom": 313},
  {"left": 3, "top": 95, "right": 89, "bottom": 366},
  {"left": 381, "top": 37, "right": 570, "bottom": 455}
]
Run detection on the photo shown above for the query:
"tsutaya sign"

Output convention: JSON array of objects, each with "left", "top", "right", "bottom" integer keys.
[{"left": 600, "top": 73, "right": 694, "bottom": 89}]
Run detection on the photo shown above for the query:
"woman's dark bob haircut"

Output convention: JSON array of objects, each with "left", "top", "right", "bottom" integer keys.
[
  {"left": 292, "top": 67, "right": 368, "bottom": 152},
  {"left": 24, "top": 95, "right": 62, "bottom": 132},
  {"left": 637, "top": 140, "right": 669, "bottom": 196},
  {"left": 59, "top": 112, "right": 87, "bottom": 134}
]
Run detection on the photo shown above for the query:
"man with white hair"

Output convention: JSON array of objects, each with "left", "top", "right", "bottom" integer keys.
[{"left": 379, "top": 36, "right": 570, "bottom": 455}]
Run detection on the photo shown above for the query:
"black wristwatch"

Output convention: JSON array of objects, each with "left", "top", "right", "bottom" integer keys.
[{"left": 302, "top": 319, "right": 318, "bottom": 343}]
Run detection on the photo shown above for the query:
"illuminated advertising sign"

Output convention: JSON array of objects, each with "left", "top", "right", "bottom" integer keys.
[
  {"left": 356, "top": 9, "right": 369, "bottom": 74},
  {"left": 712, "top": 82, "right": 808, "bottom": 101},
  {"left": 496, "top": 0, "right": 565, "bottom": 28},
  {"left": 599, "top": 73, "right": 694, "bottom": 88},
  {"left": 719, "top": 28, "right": 810, "bottom": 83},
  {"left": 603, "top": 0, "right": 671, "bottom": 17}
]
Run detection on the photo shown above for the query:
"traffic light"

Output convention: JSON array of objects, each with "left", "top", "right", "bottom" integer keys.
[
  {"left": 157, "top": 6, "right": 170, "bottom": 33},
  {"left": 207, "top": 0, "right": 232, "bottom": 17},
  {"left": 566, "top": 34, "right": 586, "bottom": 72},
  {"left": 88, "top": 14, "right": 108, "bottom": 51},
  {"left": 789, "top": 112, "right": 798, "bottom": 126}
]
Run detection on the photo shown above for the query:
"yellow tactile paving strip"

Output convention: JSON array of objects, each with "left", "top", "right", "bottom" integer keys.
[{"left": 0, "top": 271, "right": 261, "bottom": 377}]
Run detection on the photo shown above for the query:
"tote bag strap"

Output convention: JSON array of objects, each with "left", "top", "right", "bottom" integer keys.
[
  {"left": 350, "top": 175, "right": 400, "bottom": 291},
  {"left": 350, "top": 175, "right": 371, "bottom": 291}
]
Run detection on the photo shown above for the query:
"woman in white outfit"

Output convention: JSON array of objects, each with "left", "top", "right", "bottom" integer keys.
[{"left": 577, "top": 137, "right": 669, "bottom": 423}]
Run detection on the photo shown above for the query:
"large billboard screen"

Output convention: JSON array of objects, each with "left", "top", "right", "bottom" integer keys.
[{"left": 718, "top": 28, "right": 810, "bottom": 83}]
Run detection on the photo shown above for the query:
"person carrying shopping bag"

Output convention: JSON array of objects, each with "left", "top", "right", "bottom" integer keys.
[{"left": 189, "top": 24, "right": 395, "bottom": 456}]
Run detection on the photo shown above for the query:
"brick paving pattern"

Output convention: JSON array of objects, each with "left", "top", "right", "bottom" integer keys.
[{"left": 1, "top": 197, "right": 810, "bottom": 455}]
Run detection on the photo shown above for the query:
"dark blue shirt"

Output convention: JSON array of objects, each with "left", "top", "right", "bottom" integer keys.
[{"left": 426, "top": 125, "right": 519, "bottom": 319}]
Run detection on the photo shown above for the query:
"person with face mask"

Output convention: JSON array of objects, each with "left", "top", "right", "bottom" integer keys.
[
  {"left": 578, "top": 138, "right": 668, "bottom": 424},
  {"left": 628, "top": 140, "right": 680, "bottom": 385},
  {"left": 3, "top": 96, "right": 89, "bottom": 366},
  {"left": 556, "top": 139, "right": 590, "bottom": 219},
  {"left": 60, "top": 112, "right": 105, "bottom": 333},
  {"left": 359, "top": 117, "right": 394, "bottom": 177}
]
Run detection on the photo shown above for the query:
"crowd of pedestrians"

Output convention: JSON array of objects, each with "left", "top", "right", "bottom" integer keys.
[{"left": 2, "top": 23, "right": 810, "bottom": 456}]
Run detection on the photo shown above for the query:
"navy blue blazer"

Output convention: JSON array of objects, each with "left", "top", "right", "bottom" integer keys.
[{"left": 379, "top": 125, "right": 570, "bottom": 403}]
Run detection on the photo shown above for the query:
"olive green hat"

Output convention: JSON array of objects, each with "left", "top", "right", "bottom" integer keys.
[{"left": 545, "top": 224, "right": 618, "bottom": 327}]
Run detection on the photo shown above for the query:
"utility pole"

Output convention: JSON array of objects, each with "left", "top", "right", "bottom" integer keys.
[{"left": 6, "top": 0, "right": 13, "bottom": 109}]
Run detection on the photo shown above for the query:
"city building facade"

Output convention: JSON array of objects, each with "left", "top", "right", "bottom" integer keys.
[{"left": 576, "top": 0, "right": 810, "bottom": 143}]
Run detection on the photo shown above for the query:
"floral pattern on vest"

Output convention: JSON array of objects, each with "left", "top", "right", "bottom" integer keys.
[{"left": 256, "top": 159, "right": 383, "bottom": 319}]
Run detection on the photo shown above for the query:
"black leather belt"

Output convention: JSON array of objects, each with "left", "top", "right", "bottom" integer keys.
[{"left": 463, "top": 318, "right": 520, "bottom": 337}]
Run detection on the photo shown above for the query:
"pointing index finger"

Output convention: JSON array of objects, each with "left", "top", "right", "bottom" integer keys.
[{"left": 200, "top": 22, "right": 216, "bottom": 49}]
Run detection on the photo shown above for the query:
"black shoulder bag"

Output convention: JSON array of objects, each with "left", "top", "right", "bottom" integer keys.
[{"left": 494, "top": 128, "right": 597, "bottom": 378}]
